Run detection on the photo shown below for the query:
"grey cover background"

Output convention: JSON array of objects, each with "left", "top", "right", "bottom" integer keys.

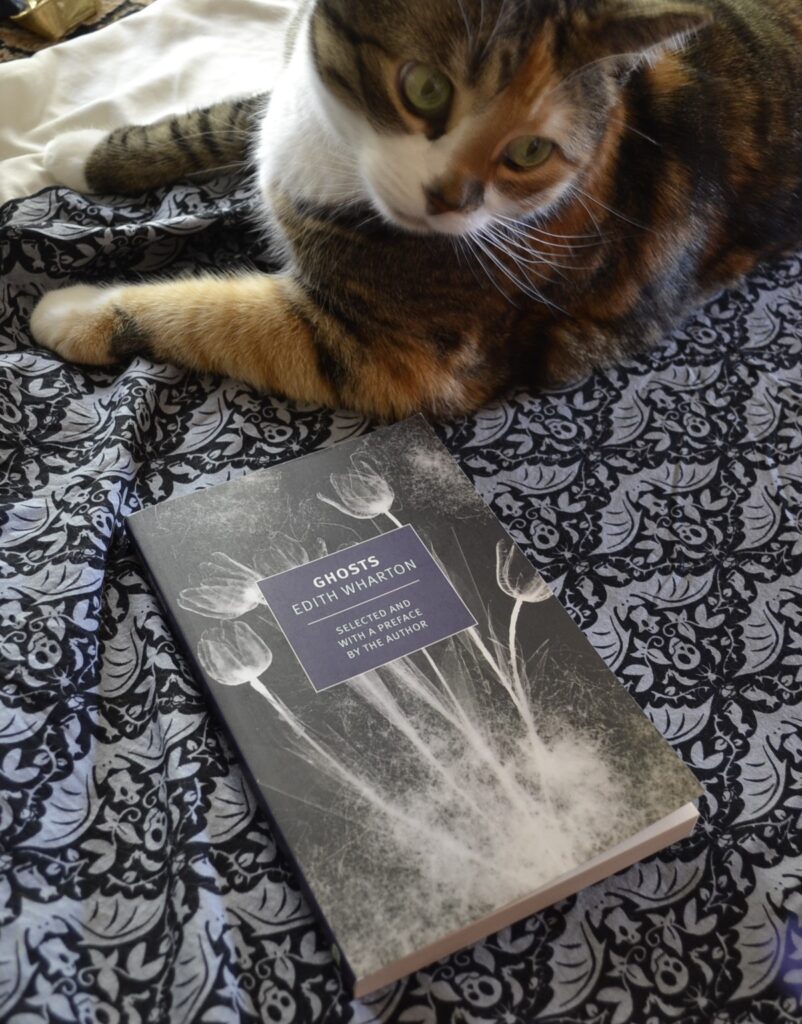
[{"left": 128, "top": 416, "right": 701, "bottom": 984}]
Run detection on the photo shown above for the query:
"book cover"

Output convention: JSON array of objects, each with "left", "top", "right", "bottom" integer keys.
[{"left": 126, "top": 416, "right": 702, "bottom": 997}]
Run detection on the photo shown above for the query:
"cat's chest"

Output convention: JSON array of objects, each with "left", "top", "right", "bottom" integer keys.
[{"left": 255, "top": 34, "right": 366, "bottom": 214}]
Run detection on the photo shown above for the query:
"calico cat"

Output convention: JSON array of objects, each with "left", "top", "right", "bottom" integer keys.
[{"left": 30, "top": 0, "right": 802, "bottom": 420}]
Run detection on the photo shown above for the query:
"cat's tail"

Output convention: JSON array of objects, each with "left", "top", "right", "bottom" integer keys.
[{"left": 43, "top": 94, "right": 268, "bottom": 195}]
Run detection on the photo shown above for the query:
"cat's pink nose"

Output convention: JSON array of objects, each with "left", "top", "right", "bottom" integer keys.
[{"left": 424, "top": 179, "right": 484, "bottom": 216}]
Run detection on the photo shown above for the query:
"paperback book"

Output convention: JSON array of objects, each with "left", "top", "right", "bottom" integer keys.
[{"left": 126, "top": 416, "right": 702, "bottom": 997}]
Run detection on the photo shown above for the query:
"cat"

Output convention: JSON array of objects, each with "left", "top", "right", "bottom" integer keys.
[{"left": 30, "top": 0, "right": 802, "bottom": 420}]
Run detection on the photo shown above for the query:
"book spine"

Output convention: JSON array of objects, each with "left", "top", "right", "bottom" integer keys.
[{"left": 124, "top": 516, "right": 357, "bottom": 998}]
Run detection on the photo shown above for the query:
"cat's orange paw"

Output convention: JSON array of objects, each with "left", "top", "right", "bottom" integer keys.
[{"left": 30, "top": 284, "right": 123, "bottom": 365}]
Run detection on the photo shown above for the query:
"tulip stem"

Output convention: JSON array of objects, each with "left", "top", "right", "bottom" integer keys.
[
  {"left": 247, "top": 676, "right": 524, "bottom": 884},
  {"left": 509, "top": 598, "right": 554, "bottom": 808},
  {"left": 417, "top": 647, "right": 533, "bottom": 816},
  {"left": 350, "top": 673, "right": 485, "bottom": 818},
  {"left": 509, "top": 599, "right": 526, "bottom": 706},
  {"left": 380, "top": 509, "right": 547, "bottom": 812}
]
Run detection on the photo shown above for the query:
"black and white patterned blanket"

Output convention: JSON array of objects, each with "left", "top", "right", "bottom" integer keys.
[{"left": 2, "top": 176, "right": 802, "bottom": 1024}]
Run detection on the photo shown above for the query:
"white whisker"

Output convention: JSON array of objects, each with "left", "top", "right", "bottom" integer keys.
[
  {"left": 568, "top": 192, "right": 604, "bottom": 237},
  {"left": 455, "top": 0, "right": 475, "bottom": 48},
  {"left": 608, "top": 116, "right": 662, "bottom": 149},
  {"left": 494, "top": 213, "right": 601, "bottom": 244},
  {"left": 571, "top": 184, "right": 653, "bottom": 232},
  {"left": 485, "top": 222, "right": 592, "bottom": 261},
  {"left": 543, "top": 50, "right": 648, "bottom": 104},
  {"left": 479, "top": 226, "right": 565, "bottom": 279},
  {"left": 470, "top": 231, "right": 569, "bottom": 314},
  {"left": 463, "top": 234, "right": 517, "bottom": 305},
  {"left": 354, "top": 211, "right": 383, "bottom": 231}
]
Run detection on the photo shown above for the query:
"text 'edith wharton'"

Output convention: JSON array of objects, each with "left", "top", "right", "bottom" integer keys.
[{"left": 291, "top": 557, "right": 418, "bottom": 615}]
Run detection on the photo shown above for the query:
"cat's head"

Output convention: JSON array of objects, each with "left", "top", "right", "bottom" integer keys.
[{"left": 309, "top": 0, "right": 709, "bottom": 236}]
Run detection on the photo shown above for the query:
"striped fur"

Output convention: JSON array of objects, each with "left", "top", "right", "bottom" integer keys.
[
  {"left": 32, "top": 0, "right": 802, "bottom": 419},
  {"left": 82, "top": 96, "right": 265, "bottom": 194}
]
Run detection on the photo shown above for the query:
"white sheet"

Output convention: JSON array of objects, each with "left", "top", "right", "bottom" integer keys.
[{"left": 0, "top": 0, "right": 294, "bottom": 203}]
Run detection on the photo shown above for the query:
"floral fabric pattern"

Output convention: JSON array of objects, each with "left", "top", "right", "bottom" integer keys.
[{"left": 1, "top": 176, "right": 801, "bottom": 1023}]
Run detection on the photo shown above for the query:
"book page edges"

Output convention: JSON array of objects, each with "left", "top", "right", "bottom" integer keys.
[{"left": 352, "top": 801, "right": 699, "bottom": 999}]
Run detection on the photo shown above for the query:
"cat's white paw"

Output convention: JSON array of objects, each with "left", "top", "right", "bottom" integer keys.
[
  {"left": 31, "top": 284, "right": 123, "bottom": 364},
  {"left": 43, "top": 129, "right": 107, "bottom": 192}
]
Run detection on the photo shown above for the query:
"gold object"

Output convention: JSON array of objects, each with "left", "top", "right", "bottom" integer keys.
[{"left": 10, "top": 0, "right": 100, "bottom": 41}]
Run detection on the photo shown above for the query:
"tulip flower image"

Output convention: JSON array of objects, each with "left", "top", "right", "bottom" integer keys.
[
  {"left": 178, "top": 552, "right": 266, "bottom": 619},
  {"left": 317, "top": 459, "right": 397, "bottom": 522},
  {"left": 264, "top": 533, "right": 314, "bottom": 574},
  {"left": 495, "top": 541, "right": 552, "bottom": 605},
  {"left": 495, "top": 539, "right": 553, "bottom": 704},
  {"left": 197, "top": 620, "right": 273, "bottom": 692},
  {"left": 178, "top": 539, "right": 314, "bottom": 618}
]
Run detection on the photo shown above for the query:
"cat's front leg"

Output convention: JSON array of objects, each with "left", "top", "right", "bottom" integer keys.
[
  {"left": 30, "top": 274, "right": 495, "bottom": 418},
  {"left": 30, "top": 275, "right": 342, "bottom": 403}
]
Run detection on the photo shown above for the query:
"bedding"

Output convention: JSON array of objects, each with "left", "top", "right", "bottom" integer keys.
[
  {"left": 0, "top": 0, "right": 153, "bottom": 63},
  {"left": 0, "top": 0, "right": 290, "bottom": 203},
  {"left": 2, "top": 3, "right": 802, "bottom": 1022}
]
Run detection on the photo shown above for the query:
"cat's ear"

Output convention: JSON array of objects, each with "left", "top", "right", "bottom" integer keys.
[{"left": 585, "top": 2, "right": 712, "bottom": 61}]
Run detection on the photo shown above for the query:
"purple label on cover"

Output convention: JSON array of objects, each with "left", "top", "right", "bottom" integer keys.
[{"left": 258, "top": 525, "right": 476, "bottom": 691}]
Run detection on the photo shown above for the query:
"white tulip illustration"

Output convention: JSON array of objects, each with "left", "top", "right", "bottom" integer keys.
[
  {"left": 495, "top": 541, "right": 552, "bottom": 605},
  {"left": 495, "top": 540, "right": 553, "bottom": 710},
  {"left": 317, "top": 459, "right": 397, "bottom": 522},
  {"left": 258, "top": 533, "right": 314, "bottom": 576},
  {"left": 178, "top": 539, "right": 316, "bottom": 619},
  {"left": 197, "top": 620, "right": 273, "bottom": 698},
  {"left": 178, "top": 553, "right": 266, "bottom": 619}
]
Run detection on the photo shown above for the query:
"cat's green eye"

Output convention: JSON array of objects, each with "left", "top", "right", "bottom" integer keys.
[
  {"left": 400, "top": 63, "right": 453, "bottom": 119},
  {"left": 504, "top": 136, "right": 554, "bottom": 170}
]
